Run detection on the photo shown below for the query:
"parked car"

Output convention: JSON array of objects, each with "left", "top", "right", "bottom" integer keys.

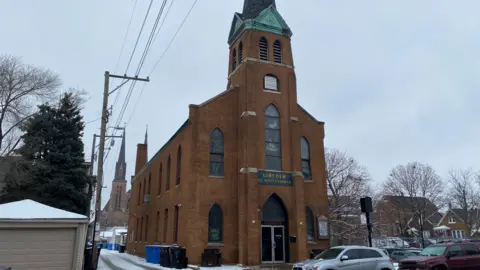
[
  {"left": 390, "top": 250, "right": 419, "bottom": 262},
  {"left": 398, "top": 240, "right": 480, "bottom": 269},
  {"left": 293, "top": 245, "right": 395, "bottom": 270}
]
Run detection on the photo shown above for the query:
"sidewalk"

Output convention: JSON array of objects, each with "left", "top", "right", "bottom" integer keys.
[{"left": 99, "top": 250, "right": 245, "bottom": 270}]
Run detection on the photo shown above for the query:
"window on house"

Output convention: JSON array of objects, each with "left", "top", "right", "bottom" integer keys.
[
  {"left": 210, "top": 128, "right": 225, "bottom": 176},
  {"left": 176, "top": 146, "right": 182, "bottom": 186},
  {"left": 306, "top": 207, "right": 315, "bottom": 242},
  {"left": 145, "top": 215, "right": 149, "bottom": 242},
  {"left": 259, "top": 37, "right": 268, "bottom": 61},
  {"left": 163, "top": 208, "right": 168, "bottom": 243},
  {"left": 265, "top": 104, "right": 282, "bottom": 171},
  {"left": 138, "top": 183, "right": 142, "bottom": 205},
  {"left": 173, "top": 205, "right": 179, "bottom": 243},
  {"left": 452, "top": 230, "right": 465, "bottom": 239},
  {"left": 449, "top": 216, "right": 456, "bottom": 223},
  {"left": 148, "top": 173, "right": 151, "bottom": 194},
  {"left": 166, "top": 155, "right": 171, "bottom": 191},
  {"left": 208, "top": 204, "right": 224, "bottom": 243},
  {"left": 301, "top": 137, "right": 312, "bottom": 180},
  {"left": 239, "top": 42, "right": 243, "bottom": 63},
  {"left": 232, "top": 48, "right": 237, "bottom": 71},
  {"left": 155, "top": 211, "right": 160, "bottom": 241},
  {"left": 264, "top": 75, "right": 278, "bottom": 91},
  {"left": 158, "top": 163, "right": 162, "bottom": 195},
  {"left": 273, "top": 40, "right": 282, "bottom": 63}
]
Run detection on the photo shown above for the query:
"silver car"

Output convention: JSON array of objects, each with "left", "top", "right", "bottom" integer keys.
[{"left": 293, "top": 245, "right": 395, "bottom": 270}]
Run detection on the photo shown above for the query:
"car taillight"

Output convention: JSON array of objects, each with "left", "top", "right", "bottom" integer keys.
[{"left": 389, "top": 258, "right": 393, "bottom": 264}]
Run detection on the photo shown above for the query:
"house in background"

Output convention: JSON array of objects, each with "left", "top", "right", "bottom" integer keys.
[
  {"left": 435, "top": 205, "right": 480, "bottom": 239},
  {"left": 375, "top": 195, "right": 442, "bottom": 240}
]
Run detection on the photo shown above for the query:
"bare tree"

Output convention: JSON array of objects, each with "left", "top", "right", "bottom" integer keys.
[
  {"left": 325, "top": 148, "right": 372, "bottom": 244},
  {"left": 447, "top": 168, "right": 480, "bottom": 236},
  {"left": 0, "top": 55, "right": 61, "bottom": 156},
  {"left": 382, "top": 162, "right": 444, "bottom": 236}
]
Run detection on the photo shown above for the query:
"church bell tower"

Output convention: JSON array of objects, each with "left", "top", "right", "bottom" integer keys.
[{"left": 108, "top": 130, "right": 127, "bottom": 212}]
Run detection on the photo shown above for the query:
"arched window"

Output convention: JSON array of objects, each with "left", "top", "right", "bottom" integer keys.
[
  {"left": 176, "top": 146, "right": 182, "bottom": 185},
  {"left": 232, "top": 48, "right": 237, "bottom": 71},
  {"left": 158, "top": 163, "right": 163, "bottom": 195},
  {"left": 208, "top": 204, "right": 224, "bottom": 243},
  {"left": 210, "top": 128, "right": 225, "bottom": 176},
  {"left": 138, "top": 182, "right": 142, "bottom": 205},
  {"left": 143, "top": 177, "right": 146, "bottom": 198},
  {"left": 264, "top": 74, "right": 279, "bottom": 91},
  {"left": 174, "top": 205, "right": 179, "bottom": 243},
  {"left": 259, "top": 37, "right": 268, "bottom": 61},
  {"left": 166, "top": 155, "right": 171, "bottom": 191},
  {"left": 148, "top": 172, "right": 152, "bottom": 194},
  {"left": 273, "top": 40, "right": 282, "bottom": 63},
  {"left": 301, "top": 137, "right": 312, "bottom": 180},
  {"left": 306, "top": 207, "right": 315, "bottom": 242},
  {"left": 239, "top": 42, "right": 243, "bottom": 63},
  {"left": 264, "top": 104, "right": 281, "bottom": 171}
]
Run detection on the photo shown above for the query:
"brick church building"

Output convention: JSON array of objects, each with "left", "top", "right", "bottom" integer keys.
[
  {"left": 128, "top": 0, "right": 330, "bottom": 265},
  {"left": 99, "top": 130, "right": 130, "bottom": 229}
]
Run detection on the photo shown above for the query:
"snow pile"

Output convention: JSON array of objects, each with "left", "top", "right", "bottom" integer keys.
[{"left": 0, "top": 199, "right": 87, "bottom": 220}]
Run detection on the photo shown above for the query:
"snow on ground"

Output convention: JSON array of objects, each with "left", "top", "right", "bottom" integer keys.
[{"left": 101, "top": 249, "right": 245, "bottom": 270}]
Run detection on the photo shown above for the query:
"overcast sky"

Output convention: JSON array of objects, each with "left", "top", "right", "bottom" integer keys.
[{"left": 1, "top": 0, "right": 479, "bottom": 207}]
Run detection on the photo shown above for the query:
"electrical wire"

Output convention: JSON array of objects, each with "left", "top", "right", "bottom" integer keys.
[
  {"left": 125, "top": 0, "right": 198, "bottom": 126},
  {"left": 104, "top": 0, "right": 169, "bottom": 163},
  {"left": 148, "top": 0, "right": 198, "bottom": 77},
  {"left": 110, "top": 0, "right": 139, "bottom": 110}
]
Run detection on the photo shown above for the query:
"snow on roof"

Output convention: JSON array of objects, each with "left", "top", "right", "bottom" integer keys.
[{"left": 0, "top": 199, "right": 87, "bottom": 220}]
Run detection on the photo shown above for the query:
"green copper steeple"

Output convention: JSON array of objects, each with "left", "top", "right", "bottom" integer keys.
[{"left": 228, "top": 0, "right": 292, "bottom": 46}]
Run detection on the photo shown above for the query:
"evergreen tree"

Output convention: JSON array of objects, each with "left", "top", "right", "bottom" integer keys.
[{"left": 0, "top": 93, "right": 89, "bottom": 214}]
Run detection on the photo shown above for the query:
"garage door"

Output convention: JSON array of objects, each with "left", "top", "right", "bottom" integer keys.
[{"left": 0, "top": 227, "right": 76, "bottom": 270}]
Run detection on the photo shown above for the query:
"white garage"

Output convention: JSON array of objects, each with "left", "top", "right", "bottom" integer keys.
[{"left": 0, "top": 199, "right": 88, "bottom": 270}]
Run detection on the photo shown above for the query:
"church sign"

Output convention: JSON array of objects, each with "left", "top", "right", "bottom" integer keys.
[{"left": 257, "top": 170, "right": 293, "bottom": 186}]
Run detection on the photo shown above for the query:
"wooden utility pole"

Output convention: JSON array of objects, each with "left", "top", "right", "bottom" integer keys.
[{"left": 91, "top": 71, "right": 149, "bottom": 268}]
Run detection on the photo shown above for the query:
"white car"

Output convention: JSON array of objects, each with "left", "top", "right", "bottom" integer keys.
[{"left": 293, "top": 246, "right": 395, "bottom": 270}]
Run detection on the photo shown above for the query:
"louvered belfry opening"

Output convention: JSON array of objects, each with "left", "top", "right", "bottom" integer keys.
[
  {"left": 239, "top": 42, "right": 243, "bottom": 63},
  {"left": 259, "top": 37, "right": 268, "bottom": 61},
  {"left": 232, "top": 48, "right": 237, "bottom": 71},
  {"left": 273, "top": 40, "right": 282, "bottom": 63}
]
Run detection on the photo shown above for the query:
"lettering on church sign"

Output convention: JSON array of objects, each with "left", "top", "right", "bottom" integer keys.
[{"left": 257, "top": 170, "right": 293, "bottom": 186}]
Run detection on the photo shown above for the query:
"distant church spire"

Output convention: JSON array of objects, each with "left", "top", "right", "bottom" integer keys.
[
  {"left": 144, "top": 125, "right": 148, "bottom": 145},
  {"left": 114, "top": 129, "right": 126, "bottom": 181},
  {"left": 242, "top": 0, "right": 276, "bottom": 19},
  {"left": 144, "top": 125, "right": 148, "bottom": 158}
]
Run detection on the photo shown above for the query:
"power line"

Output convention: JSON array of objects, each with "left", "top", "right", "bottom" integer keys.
[
  {"left": 104, "top": 0, "right": 169, "bottom": 163},
  {"left": 148, "top": 0, "right": 199, "bottom": 77},
  {"left": 125, "top": 0, "right": 198, "bottom": 126},
  {"left": 111, "top": 0, "right": 139, "bottom": 110}
]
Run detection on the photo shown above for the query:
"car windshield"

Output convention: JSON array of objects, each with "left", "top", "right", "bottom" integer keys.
[
  {"left": 419, "top": 245, "right": 447, "bottom": 256},
  {"left": 314, "top": 248, "right": 344, "bottom": 260}
]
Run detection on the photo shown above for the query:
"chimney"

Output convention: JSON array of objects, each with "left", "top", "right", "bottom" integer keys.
[
  {"left": 135, "top": 143, "right": 148, "bottom": 174},
  {"left": 448, "top": 202, "right": 452, "bottom": 209}
]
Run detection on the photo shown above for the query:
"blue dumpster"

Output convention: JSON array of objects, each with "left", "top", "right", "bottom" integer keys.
[
  {"left": 102, "top": 243, "right": 107, "bottom": 249},
  {"left": 150, "top": 245, "right": 162, "bottom": 264},
  {"left": 145, "top": 245, "right": 152, "bottom": 263},
  {"left": 114, "top": 244, "right": 119, "bottom": 251},
  {"left": 108, "top": 243, "right": 113, "bottom": 250}
]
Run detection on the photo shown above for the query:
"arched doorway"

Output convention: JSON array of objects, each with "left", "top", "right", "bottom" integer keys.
[{"left": 261, "top": 194, "right": 289, "bottom": 263}]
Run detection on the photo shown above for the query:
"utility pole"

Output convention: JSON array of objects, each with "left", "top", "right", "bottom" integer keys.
[{"left": 91, "top": 72, "right": 149, "bottom": 268}]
